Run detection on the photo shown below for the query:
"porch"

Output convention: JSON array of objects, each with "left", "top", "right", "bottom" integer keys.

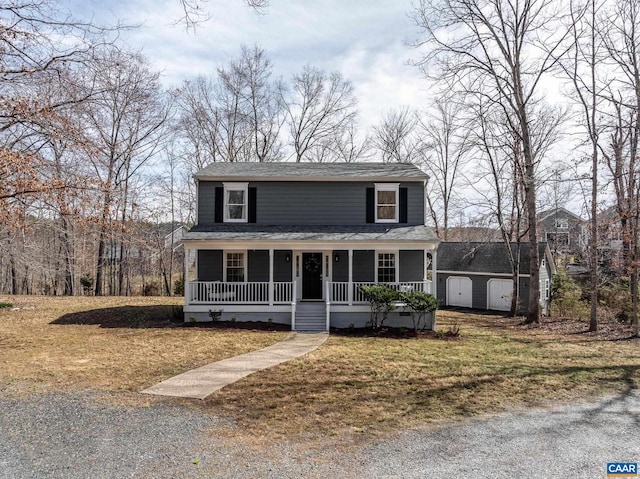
[{"left": 183, "top": 245, "right": 437, "bottom": 331}]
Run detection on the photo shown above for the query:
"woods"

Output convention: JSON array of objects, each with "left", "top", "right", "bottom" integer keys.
[{"left": 2, "top": 0, "right": 640, "bottom": 335}]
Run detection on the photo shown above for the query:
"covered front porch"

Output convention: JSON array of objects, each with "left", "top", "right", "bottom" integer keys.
[{"left": 183, "top": 243, "right": 438, "bottom": 331}]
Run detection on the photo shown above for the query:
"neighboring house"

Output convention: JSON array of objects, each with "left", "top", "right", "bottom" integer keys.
[
  {"left": 537, "top": 207, "right": 586, "bottom": 257},
  {"left": 182, "top": 162, "right": 440, "bottom": 331},
  {"left": 437, "top": 242, "right": 556, "bottom": 315}
]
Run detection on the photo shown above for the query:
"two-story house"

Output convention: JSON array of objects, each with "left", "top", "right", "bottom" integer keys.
[
  {"left": 537, "top": 207, "right": 586, "bottom": 258},
  {"left": 182, "top": 162, "right": 440, "bottom": 331}
]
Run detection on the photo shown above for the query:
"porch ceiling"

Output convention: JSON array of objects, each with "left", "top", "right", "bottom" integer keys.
[{"left": 184, "top": 224, "right": 439, "bottom": 243}]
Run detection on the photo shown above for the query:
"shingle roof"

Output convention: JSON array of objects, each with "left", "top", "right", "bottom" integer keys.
[
  {"left": 184, "top": 224, "right": 439, "bottom": 242},
  {"left": 194, "top": 162, "right": 429, "bottom": 181},
  {"left": 437, "top": 242, "right": 550, "bottom": 274}
]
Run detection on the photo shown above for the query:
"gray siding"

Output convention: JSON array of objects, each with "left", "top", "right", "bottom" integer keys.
[
  {"left": 197, "top": 250, "right": 223, "bottom": 281},
  {"left": 198, "top": 181, "right": 217, "bottom": 226},
  {"left": 332, "top": 250, "right": 349, "bottom": 281},
  {"left": 197, "top": 181, "right": 424, "bottom": 226},
  {"left": 399, "top": 250, "right": 424, "bottom": 282},
  {"left": 330, "top": 311, "right": 435, "bottom": 330},
  {"left": 274, "top": 250, "right": 293, "bottom": 282},
  {"left": 185, "top": 311, "right": 291, "bottom": 325},
  {"left": 247, "top": 250, "right": 269, "bottom": 282},
  {"left": 353, "top": 250, "right": 375, "bottom": 281}
]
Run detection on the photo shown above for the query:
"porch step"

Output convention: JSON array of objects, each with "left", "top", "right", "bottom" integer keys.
[{"left": 295, "top": 302, "right": 327, "bottom": 332}]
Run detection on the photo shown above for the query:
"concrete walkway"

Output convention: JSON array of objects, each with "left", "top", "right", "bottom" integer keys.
[{"left": 141, "top": 332, "right": 328, "bottom": 400}]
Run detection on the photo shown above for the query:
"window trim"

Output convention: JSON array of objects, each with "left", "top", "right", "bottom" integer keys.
[
  {"left": 374, "top": 183, "right": 399, "bottom": 223},
  {"left": 544, "top": 279, "right": 550, "bottom": 299},
  {"left": 375, "top": 250, "right": 399, "bottom": 283},
  {"left": 224, "top": 250, "right": 247, "bottom": 283},
  {"left": 554, "top": 218, "right": 569, "bottom": 229},
  {"left": 223, "top": 182, "right": 249, "bottom": 223}
]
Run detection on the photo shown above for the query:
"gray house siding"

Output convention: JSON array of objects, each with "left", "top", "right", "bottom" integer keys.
[
  {"left": 330, "top": 311, "right": 435, "bottom": 330},
  {"left": 273, "top": 250, "right": 293, "bottom": 282},
  {"left": 197, "top": 250, "right": 223, "bottom": 281},
  {"left": 353, "top": 250, "right": 375, "bottom": 281},
  {"left": 197, "top": 181, "right": 425, "bottom": 226},
  {"left": 332, "top": 250, "right": 349, "bottom": 281},
  {"left": 399, "top": 250, "right": 424, "bottom": 282},
  {"left": 247, "top": 250, "right": 269, "bottom": 282}
]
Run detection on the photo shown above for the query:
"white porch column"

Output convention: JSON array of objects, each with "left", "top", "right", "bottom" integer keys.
[
  {"left": 269, "top": 248, "right": 274, "bottom": 306},
  {"left": 184, "top": 246, "right": 190, "bottom": 305},
  {"left": 431, "top": 249, "right": 437, "bottom": 297},
  {"left": 348, "top": 249, "right": 354, "bottom": 305}
]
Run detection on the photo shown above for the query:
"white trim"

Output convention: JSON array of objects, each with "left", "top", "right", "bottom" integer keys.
[
  {"left": 437, "top": 270, "right": 530, "bottom": 278},
  {"left": 183, "top": 239, "right": 439, "bottom": 251},
  {"left": 223, "top": 182, "right": 249, "bottom": 223},
  {"left": 375, "top": 250, "right": 399, "bottom": 283},
  {"left": 223, "top": 250, "right": 247, "bottom": 282},
  {"left": 374, "top": 183, "right": 399, "bottom": 223},
  {"left": 184, "top": 305, "right": 292, "bottom": 314}
]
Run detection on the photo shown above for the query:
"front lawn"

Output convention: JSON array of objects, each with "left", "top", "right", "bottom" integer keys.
[
  {"left": 1, "top": 296, "right": 638, "bottom": 438},
  {"left": 0, "top": 295, "right": 288, "bottom": 391}
]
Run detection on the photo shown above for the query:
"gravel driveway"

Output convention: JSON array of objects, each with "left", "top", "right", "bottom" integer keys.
[{"left": 1, "top": 388, "right": 638, "bottom": 478}]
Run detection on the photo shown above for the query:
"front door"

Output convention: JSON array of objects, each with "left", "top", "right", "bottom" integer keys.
[{"left": 302, "top": 252, "right": 323, "bottom": 299}]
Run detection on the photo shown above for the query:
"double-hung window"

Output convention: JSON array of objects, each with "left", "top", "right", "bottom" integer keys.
[
  {"left": 377, "top": 252, "right": 396, "bottom": 283},
  {"left": 224, "top": 183, "right": 248, "bottom": 222},
  {"left": 375, "top": 183, "right": 399, "bottom": 223},
  {"left": 226, "top": 252, "right": 245, "bottom": 282}
]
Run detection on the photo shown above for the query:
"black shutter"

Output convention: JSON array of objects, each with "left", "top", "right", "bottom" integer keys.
[
  {"left": 248, "top": 187, "right": 257, "bottom": 223},
  {"left": 366, "top": 187, "right": 374, "bottom": 223},
  {"left": 399, "top": 187, "right": 408, "bottom": 223},
  {"left": 214, "top": 187, "right": 223, "bottom": 223}
]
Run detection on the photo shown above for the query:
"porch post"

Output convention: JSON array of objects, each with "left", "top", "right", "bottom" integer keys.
[
  {"left": 269, "top": 248, "right": 274, "bottom": 306},
  {"left": 184, "top": 246, "right": 190, "bottom": 305},
  {"left": 348, "top": 249, "right": 354, "bottom": 305},
  {"left": 431, "top": 248, "right": 437, "bottom": 298}
]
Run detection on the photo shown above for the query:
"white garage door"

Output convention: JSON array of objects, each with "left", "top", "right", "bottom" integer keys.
[
  {"left": 487, "top": 279, "right": 512, "bottom": 311},
  {"left": 447, "top": 276, "right": 472, "bottom": 308}
]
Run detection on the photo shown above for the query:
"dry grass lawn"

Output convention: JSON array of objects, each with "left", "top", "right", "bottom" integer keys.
[
  {"left": 0, "top": 295, "right": 287, "bottom": 391},
  {"left": 1, "top": 296, "right": 639, "bottom": 438}
]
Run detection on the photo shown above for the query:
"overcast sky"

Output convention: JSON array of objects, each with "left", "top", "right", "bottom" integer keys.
[{"left": 63, "top": 0, "right": 430, "bottom": 131}]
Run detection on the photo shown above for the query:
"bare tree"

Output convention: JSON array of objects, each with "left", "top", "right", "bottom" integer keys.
[
  {"left": 414, "top": 0, "right": 571, "bottom": 323},
  {"left": 556, "top": 0, "right": 607, "bottom": 331},
  {"left": 175, "top": 46, "right": 283, "bottom": 164},
  {"left": 371, "top": 107, "right": 421, "bottom": 164},
  {"left": 80, "top": 48, "right": 168, "bottom": 296},
  {"left": 600, "top": 0, "right": 640, "bottom": 337},
  {"left": 282, "top": 65, "right": 357, "bottom": 162},
  {"left": 419, "top": 97, "right": 471, "bottom": 240}
]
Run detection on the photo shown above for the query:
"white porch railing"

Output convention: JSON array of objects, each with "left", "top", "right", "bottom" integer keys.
[
  {"left": 188, "top": 281, "right": 293, "bottom": 304},
  {"left": 328, "top": 281, "right": 432, "bottom": 304}
]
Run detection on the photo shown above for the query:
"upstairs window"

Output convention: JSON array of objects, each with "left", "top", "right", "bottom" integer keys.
[
  {"left": 224, "top": 183, "right": 248, "bottom": 222},
  {"left": 554, "top": 218, "right": 568, "bottom": 229},
  {"left": 375, "top": 183, "right": 399, "bottom": 223}
]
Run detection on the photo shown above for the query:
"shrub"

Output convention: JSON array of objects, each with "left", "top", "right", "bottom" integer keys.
[
  {"left": 360, "top": 284, "right": 400, "bottom": 330},
  {"left": 400, "top": 290, "right": 438, "bottom": 333},
  {"left": 0, "top": 302, "right": 13, "bottom": 309},
  {"left": 79, "top": 275, "right": 93, "bottom": 295},
  {"left": 173, "top": 277, "right": 185, "bottom": 296},
  {"left": 143, "top": 281, "right": 160, "bottom": 296},
  {"left": 551, "top": 272, "right": 589, "bottom": 319}
]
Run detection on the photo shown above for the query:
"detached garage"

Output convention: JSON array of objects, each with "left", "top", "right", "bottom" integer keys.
[{"left": 436, "top": 242, "right": 555, "bottom": 314}]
